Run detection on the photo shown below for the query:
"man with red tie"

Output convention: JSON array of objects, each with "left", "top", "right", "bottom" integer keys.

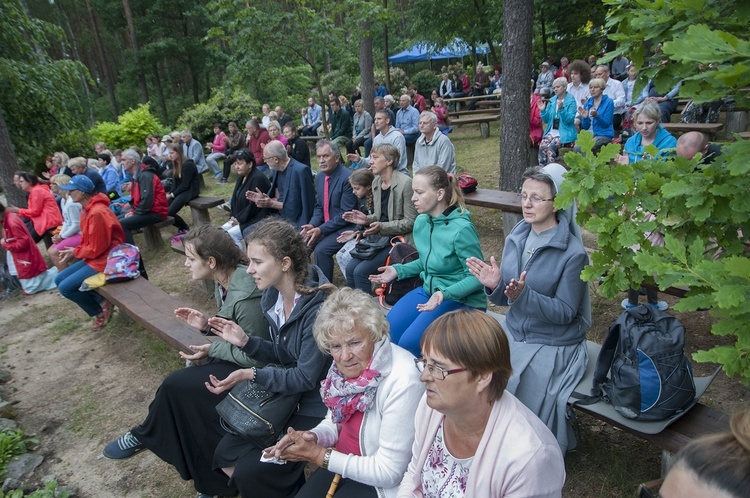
[{"left": 300, "top": 140, "right": 358, "bottom": 281}]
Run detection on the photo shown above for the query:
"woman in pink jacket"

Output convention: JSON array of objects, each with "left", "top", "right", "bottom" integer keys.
[
  {"left": 7, "top": 172, "right": 62, "bottom": 242},
  {"left": 398, "top": 309, "right": 565, "bottom": 498}
]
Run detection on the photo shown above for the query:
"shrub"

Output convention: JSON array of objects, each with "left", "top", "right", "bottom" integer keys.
[
  {"left": 176, "top": 88, "right": 260, "bottom": 144},
  {"left": 375, "top": 67, "right": 408, "bottom": 96},
  {"left": 0, "top": 429, "right": 37, "bottom": 480},
  {"left": 410, "top": 69, "right": 441, "bottom": 96},
  {"left": 88, "top": 104, "right": 166, "bottom": 150},
  {"left": 320, "top": 69, "right": 360, "bottom": 100}
]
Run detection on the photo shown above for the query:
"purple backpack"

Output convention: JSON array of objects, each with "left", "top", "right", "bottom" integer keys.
[{"left": 103, "top": 243, "right": 141, "bottom": 282}]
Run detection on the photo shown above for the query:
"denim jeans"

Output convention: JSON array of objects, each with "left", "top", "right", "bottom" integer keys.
[{"left": 55, "top": 260, "right": 103, "bottom": 317}]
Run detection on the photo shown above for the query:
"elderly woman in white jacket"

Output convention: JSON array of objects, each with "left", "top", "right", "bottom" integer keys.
[{"left": 266, "top": 288, "right": 424, "bottom": 498}]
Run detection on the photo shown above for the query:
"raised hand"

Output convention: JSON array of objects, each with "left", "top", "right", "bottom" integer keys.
[
  {"left": 504, "top": 271, "right": 527, "bottom": 301},
  {"left": 466, "top": 256, "right": 501, "bottom": 290},
  {"left": 179, "top": 343, "right": 211, "bottom": 361},
  {"left": 369, "top": 265, "right": 397, "bottom": 284},
  {"left": 207, "top": 316, "right": 249, "bottom": 347},
  {"left": 174, "top": 307, "right": 208, "bottom": 331}
]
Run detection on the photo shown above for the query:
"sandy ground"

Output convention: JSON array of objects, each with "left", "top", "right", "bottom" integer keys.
[{"left": 0, "top": 289, "right": 200, "bottom": 497}]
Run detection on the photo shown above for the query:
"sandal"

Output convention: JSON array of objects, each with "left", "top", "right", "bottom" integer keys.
[{"left": 93, "top": 300, "right": 113, "bottom": 330}]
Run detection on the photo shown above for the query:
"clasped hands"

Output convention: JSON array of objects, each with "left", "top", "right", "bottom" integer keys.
[{"left": 263, "top": 427, "right": 325, "bottom": 464}]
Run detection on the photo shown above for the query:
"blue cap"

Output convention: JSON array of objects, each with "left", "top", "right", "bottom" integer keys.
[{"left": 59, "top": 175, "right": 95, "bottom": 194}]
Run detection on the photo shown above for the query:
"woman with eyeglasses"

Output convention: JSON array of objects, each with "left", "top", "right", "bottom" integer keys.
[
  {"left": 398, "top": 309, "right": 565, "bottom": 497},
  {"left": 466, "top": 164, "right": 590, "bottom": 454}
]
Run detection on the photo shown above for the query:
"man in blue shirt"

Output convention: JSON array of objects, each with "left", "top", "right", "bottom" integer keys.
[
  {"left": 301, "top": 97, "right": 323, "bottom": 136},
  {"left": 395, "top": 94, "right": 420, "bottom": 145}
]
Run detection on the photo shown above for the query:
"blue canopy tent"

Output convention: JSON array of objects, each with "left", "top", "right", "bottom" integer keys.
[{"left": 388, "top": 39, "right": 491, "bottom": 65}]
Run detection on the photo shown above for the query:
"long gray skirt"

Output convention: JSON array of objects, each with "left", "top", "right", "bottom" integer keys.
[{"left": 497, "top": 314, "right": 588, "bottom": 454}]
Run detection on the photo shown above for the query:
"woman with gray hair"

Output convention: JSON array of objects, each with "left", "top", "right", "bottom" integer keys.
[
  {"left": 537, "top": 77, "right": 578, "bottom": 165},
  {"left": 266, "top": 287, "right": 423, "bottom": 498},
  {"left": 616, "top": 100, "right": 677, "bottom": 164},
  {"left": 467, "top": 164, "right": 590, "bottom": 454}
]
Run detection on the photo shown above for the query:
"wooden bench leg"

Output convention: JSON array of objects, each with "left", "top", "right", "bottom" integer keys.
[
  {"left": 190, "top": 207, "right": 211, "bottom": 227},
  {"left": 198, "top": 174, "right": 206, "bottom": 192},
  {"left": 143, "top": 225, "right": 164, "bottom": 250},
  {"left": 480, "top": 122, "right": 490, "bottom": 139}
]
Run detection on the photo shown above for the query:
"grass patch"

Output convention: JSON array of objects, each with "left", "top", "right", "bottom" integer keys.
[
  {"left": 105, "top": 314, "right": 184, "bottom": 376},
  {"left": 49, "top": 317, "right": 81, "bottom": 343},
  {"left": 68, "top": 385, "right": 101, "bottom": 438}
]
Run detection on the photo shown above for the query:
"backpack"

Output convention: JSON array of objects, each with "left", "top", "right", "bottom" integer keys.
[
  {"left": 375, "top": 237, "right": 422, "bottom": 309},
  {"left": 457, "top": 174, "right": 478, "bottom": 194},
  {"left": 585, "top": 305, "right": 696, "bottom": 421},
  {"left": 103, "top": 243, "right": 141, "bottom": 282}
]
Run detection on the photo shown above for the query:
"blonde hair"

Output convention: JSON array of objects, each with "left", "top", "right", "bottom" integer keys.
[{"left": 50, "top": 174, "right": 72, "bottom": 198}]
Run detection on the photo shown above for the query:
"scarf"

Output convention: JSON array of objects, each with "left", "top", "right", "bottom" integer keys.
[{"left": 320, "top": 336, "right": 392, "bottom": 423}]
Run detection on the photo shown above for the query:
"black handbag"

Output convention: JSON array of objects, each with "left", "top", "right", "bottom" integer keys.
[
  {"left": 216, "top": 380, "right": 301, "bottom": 448},
  {"left": 349, "top": 234, "right": 392, "bottom": 260}
]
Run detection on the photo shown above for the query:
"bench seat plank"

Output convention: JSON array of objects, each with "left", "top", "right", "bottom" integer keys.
[
  {"left": 464, "top": 189, "right": 522, "bottom": 213},
  {"left": 96, "top": 278, "right": 214, "bottom": 354}
]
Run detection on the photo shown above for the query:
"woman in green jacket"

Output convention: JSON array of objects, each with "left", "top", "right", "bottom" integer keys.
[
  {"left": 370, "top": 166, "right": 485, "bottom": 356},
  {"left": 102, "top": 225, "right": 269, "bottom": 498}
]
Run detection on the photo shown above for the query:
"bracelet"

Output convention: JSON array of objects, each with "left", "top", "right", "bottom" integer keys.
[
  {"left": 249, "top": 366, "right": 257, "bottom": 383},
  {"left": 321, "top": 448, "right": 333, "bottom": 470}
]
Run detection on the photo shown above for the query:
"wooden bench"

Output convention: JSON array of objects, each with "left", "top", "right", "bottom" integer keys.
[
  {"left": 197, "top": 169, "right": 209, "bottom": 191},
  {"left": 475, "top": 99, "right": 502, "bottom": 108},
  {"left": 737, "top": 131, "right": 750, "bottom": 139},
  {"left": 662, "top": 122, "right": 724, "bottom": 136},
  {"left": 95, "top": 277, "right": 215, "bottom": 356},
  {"left": 301, "top": 135, "right": 325, "bottom": 158},
  {"left": 141, "top": 216, "right": 175, "bottom": 251},
  {"left": 451, "top": 115, "right": 501, "bottom": 138},
  {"left": 187, "top": 196, "right": 224, "bottom": 226},
  {"left": 463, "top": 189, "right": 522, "bottom": 213},
  {"left": 447, "top": 108, "right": 500, "bottom": 118},
  {"left": 444, "top": 95, "right": 480, "bottom": 111}
]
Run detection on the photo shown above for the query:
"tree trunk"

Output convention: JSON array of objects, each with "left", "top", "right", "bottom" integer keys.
[
  {"left": 383, "top": 0, "right": 391, "bottom": 92},
  {"left": 86, "top": 0, "right": 118, "bottom": 119},
  {"left": 57, "top": 2, "right": 94, "bottom": 125},
  {"left": 359, "top": 23, "right": 375, "bottom": 115},
  {"left": 122, "top": 0, "right": 149, "bottom": 104},
  {"left": 500, "top": 0, "right": 533, "bottom": 239},
  {"left": 152, "top": 64, "right": 169, "bottom": 123},
  {"left": 0, "top": 109, "right": 26, "bottom": 208},
  {"left": 540, "top": 9, "right": 548, "bottom": 59}
]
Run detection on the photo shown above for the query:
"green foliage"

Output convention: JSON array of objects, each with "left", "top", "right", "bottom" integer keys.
[
  {"left": 375, "top": 67, "right": 408, "bottom": 95},
  {"left": 410, "top": 69, "right": 441, "bottom": 95},
  {"left": 89, "top": 104, "right": 166, "bottom": 150},
  {"left": 0, "top": 0, "right": 89, "bottom": 171},
  {"left": 0, "top": 429, "right": 37, "bottom": 480},
  {"left": 176, "top": 88, "right": 260, "bottom": 144},
  {"left": 603, "top": 0, "right": 750, "bottom": 106},
  {"left": 560, "top": 133, "right": 750, "bottom": 385},
  {"left": 320, "top": 68, "right": 360, "bottom": 100}
]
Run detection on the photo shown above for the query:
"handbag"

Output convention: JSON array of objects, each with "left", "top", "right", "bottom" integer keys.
[
  {"left": 349, "top": 234, "right": 391, "bottom": 260},
  {"left": 216, "top": 371, "right": 301, "bottom": 448}
]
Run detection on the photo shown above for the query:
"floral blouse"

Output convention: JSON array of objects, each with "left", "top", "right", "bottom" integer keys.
[{"left": 420, "top": 422, "right": 473, "bottom": 498}]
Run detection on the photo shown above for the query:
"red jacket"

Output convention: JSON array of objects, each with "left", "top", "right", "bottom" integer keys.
[
  {"left": 131, "top": 162, "right": 168, "bottom": 218},
  {"left": 248, "top": 129, "right": 271, "bottom": 166},
  {"left": 1, "top": 212, "right": 48, "bottom": 279},
  {"left": 74, "top": 193, "right": 126, "bottom": 272},
  {"left": 18, "top": 184, "right": 63, "bottom": 236}
]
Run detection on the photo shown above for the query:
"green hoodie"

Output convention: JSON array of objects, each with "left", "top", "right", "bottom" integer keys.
[
  {"left": 394, "top": 207, "right": 486, "bottom": 309},
  {"left": 208, "top": 264, "right": 269, "bottom": 367}
]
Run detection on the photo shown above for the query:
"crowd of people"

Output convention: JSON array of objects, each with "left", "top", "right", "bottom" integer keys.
[{"left": 1, "top": 53, "right": 740, "bottom": 498}]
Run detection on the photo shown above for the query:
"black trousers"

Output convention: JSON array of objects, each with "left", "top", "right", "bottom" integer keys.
[{"left": 295, "top": 468, "right": 378, "bottom": 498}]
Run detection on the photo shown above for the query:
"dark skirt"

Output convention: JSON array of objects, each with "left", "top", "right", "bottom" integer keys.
[
  {"left": 131, "top": 359, "right": 240, "bottom": 497},
  {"left": 213, "top": 414, "right": 322, "bottom": 498},
  {"left": 295, "top": 468, "right": 378, "bottom": 498}
]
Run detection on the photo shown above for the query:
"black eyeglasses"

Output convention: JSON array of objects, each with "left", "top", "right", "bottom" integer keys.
[{"left": 414, "top": 358, "right": 467, "bottom": 380}]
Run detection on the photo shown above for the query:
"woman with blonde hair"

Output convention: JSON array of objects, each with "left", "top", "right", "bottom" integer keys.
[
  {"left": 47, "top": 174, "right": 82, "bottom": 271},
  {"left": 370, "top": 166, "right": 485, "bottom": 356}
]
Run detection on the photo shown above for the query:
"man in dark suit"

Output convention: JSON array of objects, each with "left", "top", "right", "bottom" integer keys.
[{"left": 300, "top": 140, "right": 357, "bottom": 281}]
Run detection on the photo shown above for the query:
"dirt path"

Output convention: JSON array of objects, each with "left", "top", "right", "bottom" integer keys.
[{"left": 0, "top": 290, "right": 197, "bottom": 497}]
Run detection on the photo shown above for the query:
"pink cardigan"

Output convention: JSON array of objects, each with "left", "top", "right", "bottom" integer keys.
[{"left": 397, "top": 392, "right": 565, "bottom": 498}]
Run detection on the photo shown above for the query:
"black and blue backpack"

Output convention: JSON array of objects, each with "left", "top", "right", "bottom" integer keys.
[{"left": 588, "top": 305, "right": 696, "bottom": 421}]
